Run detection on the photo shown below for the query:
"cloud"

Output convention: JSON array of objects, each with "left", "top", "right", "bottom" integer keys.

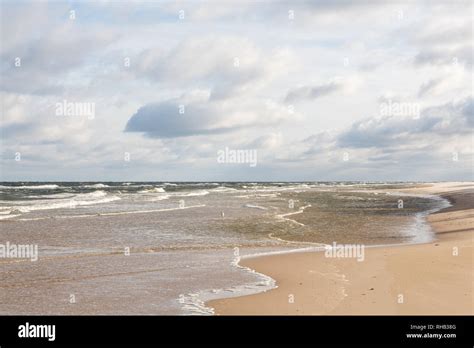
[
  {"left": 418, "top": 78, "right": 444, "bottom": 98},
  {"left": 410, "top": 8, "right": 473, "bottom": 69},
  {"left": 417, "top": 72, "right": 467, "bottom": 98},
  {"left": 284, "top": 77, "right": 361, "bottom": 103},
  {"left": 125, "top": 92, "right": 294, "bottom": 138},
  {"left": 414, "top": 46, "right": 472, "bottom": 68},
  {"left": 337, "top": 97, "right": 473, "bottom": 149},
  {"left": 0, "top": 6, "right": 117, "bottom": 95},
  {"left": 284, "top": 81, "right": 342, "bottom": 103},
  {"left": 132, "top": 36, "right": 293, "bottom": 100},
  {"left": 248, "top": 133, "right": 283, "bottom": 150},
  {"left": 1, "top": 1, "right": 472, "bottom": 181}
]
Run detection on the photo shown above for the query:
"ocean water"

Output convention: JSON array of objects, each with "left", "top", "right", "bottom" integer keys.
[{"left": 0, "top": 182, "right": 450, "bottom": 314}]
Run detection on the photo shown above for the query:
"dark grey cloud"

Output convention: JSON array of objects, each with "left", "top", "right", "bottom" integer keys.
[
  {"left": 462, "top": 97, "right": 474, "bottom": 127},
  {"left": 302, "top": 132, "right": 335, "bottom": 155},
  {"left": 284, "top": 81, "right": 342, "bottom": 103},
  {"left": 414, "top": 24, "right": 471, "bottom": 47},
  {"left": 0, "top": 122, "right": 37, "bottom": 142},
  {"left": 418, "top": 78, "right": 443, "bottom": 97},
  {"left": 125, "top": 97, "right": 290, "bottom": 138},
  {"left": 338, "top": 97, "right": 472, "bottom": 149},
  {"left": 414, "top": 45, "right": 472, "bottom": 68},
  {"left": 125, "top": 101, "right": 226, "bottom": 138}
]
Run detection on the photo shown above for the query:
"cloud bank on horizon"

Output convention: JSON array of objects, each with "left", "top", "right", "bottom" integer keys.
[{"left": 1, "top": 0, "right": 472, "bottom": 181}]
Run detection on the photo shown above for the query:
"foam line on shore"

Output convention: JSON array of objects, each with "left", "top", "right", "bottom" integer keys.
[
  {"left": 179, "top": 251, "right": 278, "bottom": 315},
  {"left": 200, "top": 192, "right": 453, "bottom": 315},
  {"left": 275, "top": 204, "right": 311, "bottom": 226},
  {"left": 13, "top": 204, "right": 206, "bottom": 221}
]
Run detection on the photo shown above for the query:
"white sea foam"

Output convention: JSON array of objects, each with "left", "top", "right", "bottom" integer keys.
[
  {"left": 87, "top": 205, "right": 204, "bottom": 218},
  {"left": 147, "top": 195, "right": 171, "bottom": 201},
  {"left": 275, "top": 204, "right": 311, "bottom": 227},
  {"left": 178, "top": 242, "right": 331, "bottom": 316},
  {"left": 211, "top": 186, "right": 238, "bottom": 193},
  {"left": 178, "top": 241, "right": 338, "bottom": 316},
  {"left": 25, "top": 192, "right": 75, "bottom": 199},
  {"left": 96, "top": 204, "right": 206, "bottom": 216},
  {"left": 16, "top": 204, "right": 207, "bottom": 221},
  {"left": 235, "top": 193, "right": 279, "bottom": 198},
  {"left": 395, "top": 193, "right": 452, "bottom": 243},
  {"left": 244, "top": 204, "right": 267, "bottom": 210},
  {"left": 83, "top": 183, "right": 109, "bottom": 188},
  {"left": 4, "top": 190, "right": 120, "bottom": 213},
  {"left": 0, "top": 184, "right": 60, "bottom": 190},
  {"left": 174, "top": 190, "right": 209, "bottom": 197},
  {"left": 138, "top": 187, "right": 166, "bottom": 193},
  {"left": 0, "top": 214, "right": 21, "bottom": 220},
  {"left": 179, "top": 252, "right": 276, "bottom": 315}
]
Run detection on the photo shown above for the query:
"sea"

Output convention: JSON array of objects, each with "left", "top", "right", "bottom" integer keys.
[{"left": 0, "top": 182, "right": 450, "bottom": 314}]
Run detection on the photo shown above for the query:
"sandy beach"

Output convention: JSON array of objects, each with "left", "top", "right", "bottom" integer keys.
[{"left": 209, "top": 182, "right": 473, "bottom": 315}]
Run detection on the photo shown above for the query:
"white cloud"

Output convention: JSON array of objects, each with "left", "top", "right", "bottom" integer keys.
[{"left": 1, "top": 0, "right": 472, "bottom": 181}]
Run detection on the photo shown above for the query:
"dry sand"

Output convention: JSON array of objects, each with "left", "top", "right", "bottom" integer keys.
[{"left": 208, "top": 182, "right": 473, "bottom": 315}]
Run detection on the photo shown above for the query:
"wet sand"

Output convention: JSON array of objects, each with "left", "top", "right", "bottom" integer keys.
[{"left": 208, "top": 182, "right": 473, "bottom": 315}]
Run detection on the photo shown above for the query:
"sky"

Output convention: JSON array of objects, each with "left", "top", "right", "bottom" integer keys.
[{"left": 0, "top": 0, "right": 472, "bottom": 181}]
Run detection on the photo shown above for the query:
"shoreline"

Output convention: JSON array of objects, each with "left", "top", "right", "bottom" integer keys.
[{"left": 207, "top": 182, "right": 473, "bottom": 315}]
